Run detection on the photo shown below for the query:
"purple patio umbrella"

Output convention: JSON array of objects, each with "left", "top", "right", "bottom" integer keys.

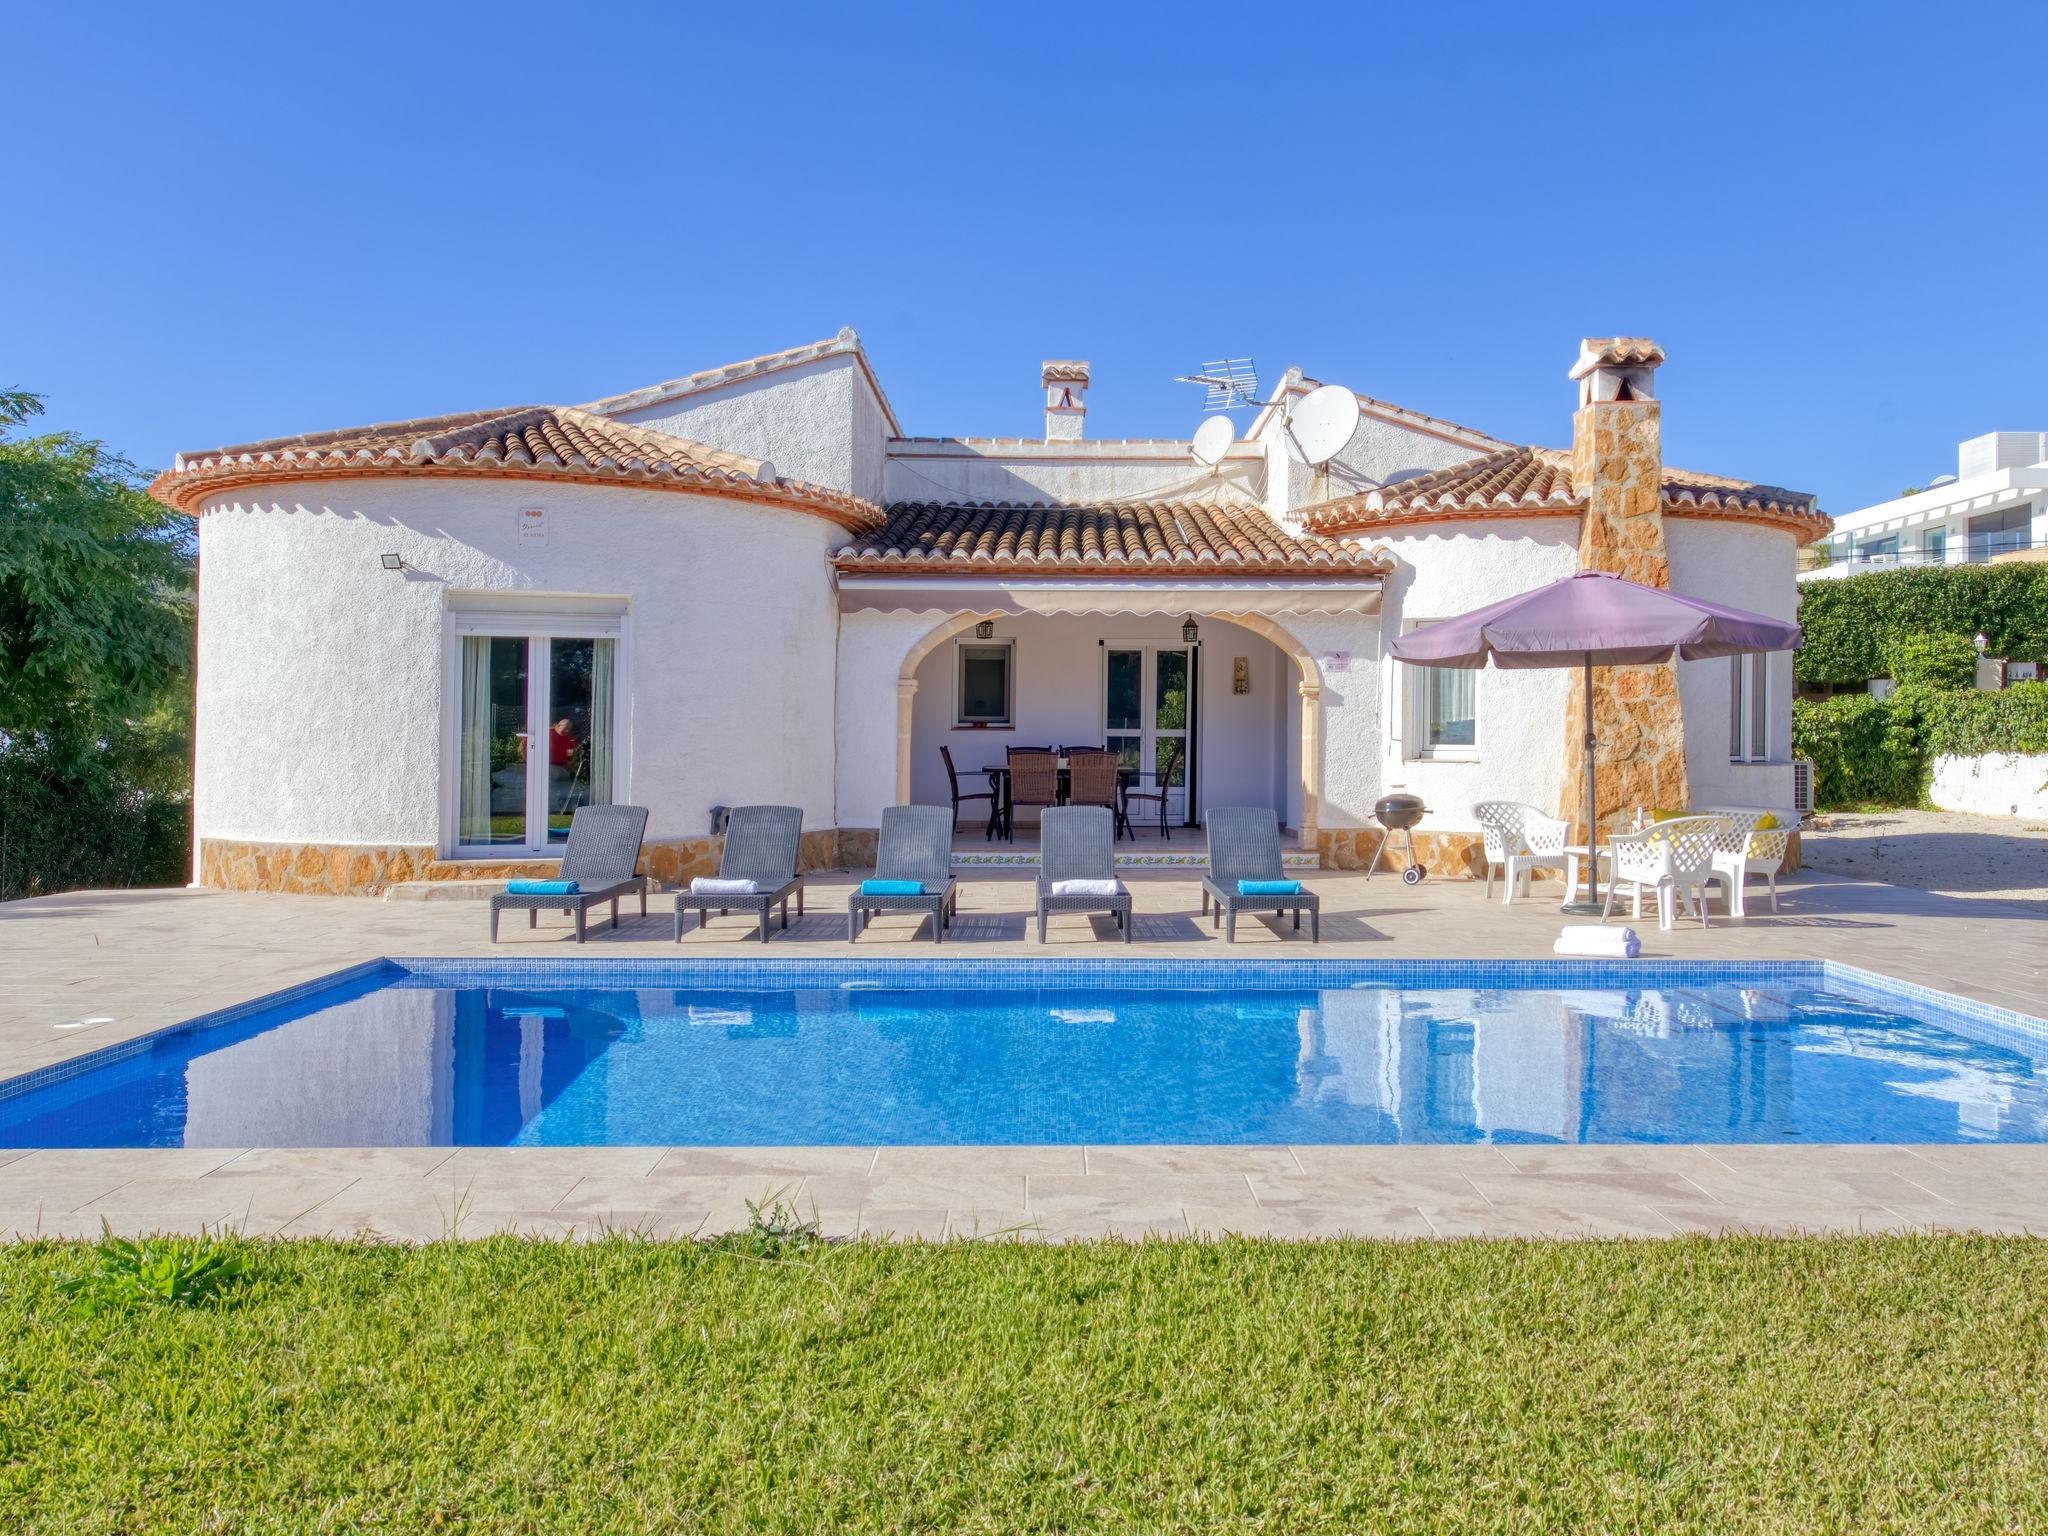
[{"left": 1388, "top": 570, "right": 1802, "bottom": 912}]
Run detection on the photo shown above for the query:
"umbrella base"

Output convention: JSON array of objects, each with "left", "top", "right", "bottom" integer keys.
[{"left": 1559, "top": 899, "right": 1606, "bottom": 916}]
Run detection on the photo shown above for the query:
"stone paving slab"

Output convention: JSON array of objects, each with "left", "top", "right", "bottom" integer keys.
[{"left": 0, "top": 1145, "right": 2043, "bottom": 1243}]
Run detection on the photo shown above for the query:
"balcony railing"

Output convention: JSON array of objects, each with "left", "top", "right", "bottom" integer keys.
[{"left": 1800, "top": 535, "right": 2044, "bottom": 574}]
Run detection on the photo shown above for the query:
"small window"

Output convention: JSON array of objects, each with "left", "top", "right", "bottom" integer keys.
[
  {"left": 1730, "top": 653, "right": 1770, "bottom": 763},
  {"left": 1403, "top": 623, "right": 1477, "bottom": 759},
  {"left": 956, "top": 641, "right": 1013, "bottom": 726}
]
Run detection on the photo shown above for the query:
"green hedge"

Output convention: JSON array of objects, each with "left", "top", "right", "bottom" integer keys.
[
  {"left": 1917, "top": 681, "right": 2048, "bottom": 757},
  {"left": 1790, "top": 682, "right": 2048, "bottom": 808},
  {"left": 1795, "top": 565, "right": 2048, "bottom": 685}
]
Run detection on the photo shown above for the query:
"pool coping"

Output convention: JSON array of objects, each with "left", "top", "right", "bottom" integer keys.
[{"left": 6, "top": 953, "right": 2045, "bottom": 1110}]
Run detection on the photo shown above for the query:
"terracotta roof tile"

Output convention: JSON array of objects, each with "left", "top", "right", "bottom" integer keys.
[
  {"left": 1299, "top": 446, "right": 1830, "bottom": 544},
  {"left": 1571, "top": 337, "right": 1667, "bottom": 375},
  {"left": 834, "top": 501, "right": 1388, "bottom": 577},
  {"left": 150, "top": 405, "right": 885, "bottom": 530}
]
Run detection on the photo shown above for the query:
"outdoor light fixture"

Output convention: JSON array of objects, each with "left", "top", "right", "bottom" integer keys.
[
  {"left": 1181, "top": 615, "right": 1200, "bottom": 644},
  {"left": 1975, "top": 632, "right": 1990, "bottom": 654},
  {"left": 974, "top": 619, "right": 995, "bottom": 640},
  {"left": 380, "top": 552, "right": 407, "bottom": 572}
]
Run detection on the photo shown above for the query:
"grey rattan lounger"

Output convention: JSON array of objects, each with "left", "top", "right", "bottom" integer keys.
[
  {"left": 1200, "top": 806, "right": 1319, "bottom": 942},
  {"left": 673, "top": 805, "right": 806, "bottom": 944},
  {"left": 1034, "top": 806, "right": 1133, "bottom": 943},
  {"left": 847, "top": 805, "right": 960, "bottom": 943},
  {"left": 488, "top": 804, "right": 650, "bottom": 943}
]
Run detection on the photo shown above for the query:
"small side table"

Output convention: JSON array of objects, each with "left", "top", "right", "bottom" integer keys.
[{"left": 1561, "top": 844, "right": 1611, "bottom": 908}]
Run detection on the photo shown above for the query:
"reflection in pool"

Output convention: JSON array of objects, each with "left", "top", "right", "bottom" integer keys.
[{"left": 6, "top": 972, "right": 2046, "bottom": 1148}]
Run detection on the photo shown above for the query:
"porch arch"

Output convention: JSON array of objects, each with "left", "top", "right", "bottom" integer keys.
[{"left": 891, "top": 609, "right": 1324, "bottom": 851}]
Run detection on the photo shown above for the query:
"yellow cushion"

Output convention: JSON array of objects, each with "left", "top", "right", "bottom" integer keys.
[
  {"left": 1753, "top": 812, "right": 1778, "bottom": 830},
  {"left": 1649, "top": 807, "right": 1689, "bottom": 822}
]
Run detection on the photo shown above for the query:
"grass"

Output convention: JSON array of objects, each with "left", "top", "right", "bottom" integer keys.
[{"left": 3, "top": 1233, "right": 2046, "bottom": 1532}]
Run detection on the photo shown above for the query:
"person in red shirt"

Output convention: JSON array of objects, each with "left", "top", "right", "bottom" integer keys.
[{"left": 548, "top": 718, "right": 578, "bottom": 768}]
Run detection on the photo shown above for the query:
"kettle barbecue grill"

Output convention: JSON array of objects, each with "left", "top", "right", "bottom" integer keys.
[{"left": 1365, "top": 793, "right": 1430, "bottom": 885}]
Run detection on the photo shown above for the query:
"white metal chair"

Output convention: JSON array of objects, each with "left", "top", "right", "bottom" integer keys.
[
  {"left": 1600, "top": 815, "right": 1724, "bottom": 931},
  {"left": 1474, "top": 801, "right": 1571, "bottom": 905}
]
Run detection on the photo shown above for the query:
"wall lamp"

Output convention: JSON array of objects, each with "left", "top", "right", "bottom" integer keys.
[
  {"left": 380, "top": 552, "right": 408, "bottom": 572},
  {"left": 1181, "top": 615, "right": 1201, "bottom": 644}
]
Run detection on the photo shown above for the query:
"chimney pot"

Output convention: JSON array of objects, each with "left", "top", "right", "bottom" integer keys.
[{"left": 1042, "top": 359, "right": 1090, "bottom": 441}]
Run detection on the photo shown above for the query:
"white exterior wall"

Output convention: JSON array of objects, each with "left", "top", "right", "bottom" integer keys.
[
  {"left": 193, "top": 478, "right": 843, "bottom": 852},
  {"left": 882, "top": 440, "right": 1264, "bottom": 506},
  {"left": 1667, "top": 521, "right": 1801, "bottom": 812},
  {"left": 1930, "top": 753, "right": 2048, "bottom": 817},
  {"left": 607, "top": 355, "right": 888, "bottom": 504},
  {"left": 1341, "top": 521, "right": 1581, "bottom": 835}
]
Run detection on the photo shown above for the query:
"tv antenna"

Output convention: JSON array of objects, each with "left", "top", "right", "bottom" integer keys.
[{"left": 1174, "top": 358, "right": 1261, "bottom": 412}]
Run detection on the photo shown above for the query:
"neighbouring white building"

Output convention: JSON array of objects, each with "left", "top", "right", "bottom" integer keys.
[
  {"left": 149, "top": 331, "right": 1828, "bottom": 895},
  {"left": 1801, "top": 431, "right": 2048, "bottom": 581}
]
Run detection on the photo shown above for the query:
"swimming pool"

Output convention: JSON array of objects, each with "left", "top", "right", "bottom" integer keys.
[{"left": 5, "top": 959, "right": 2045, "bottom": 1148}]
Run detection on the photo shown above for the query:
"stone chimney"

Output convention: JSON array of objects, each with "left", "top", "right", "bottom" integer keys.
[
  {"left": 1569, "top": 338, "right": 1668, "bottom": 586},
  {"left": 1560, "top": 337, "right": 1690, "bottom": 834},
  {"left": 1042, "top": 360, "right": 1089, "bottom": 441}
]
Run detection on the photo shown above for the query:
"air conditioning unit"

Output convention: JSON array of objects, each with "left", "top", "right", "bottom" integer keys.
[{"left": 1791, "top": 758, "right": 1815, "bottom": 820}]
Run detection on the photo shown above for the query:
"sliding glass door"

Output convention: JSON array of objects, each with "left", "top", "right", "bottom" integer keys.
[{"left": 456, "top": 632, "right": 616, "bottom": 856}]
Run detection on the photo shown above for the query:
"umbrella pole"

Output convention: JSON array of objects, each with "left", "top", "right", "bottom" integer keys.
[{"left": 1562, "top": 650, "right": 1604, "bottom": 916}]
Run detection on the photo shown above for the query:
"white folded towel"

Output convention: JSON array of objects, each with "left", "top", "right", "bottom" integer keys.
[
  {"left": 1050, "top": 878, "right": 1121, "bottom": 898},
  {"left": 1554, "top": 924, "right": 1641, "bottom": 959},
  {"left": 690, "top": 877, "right": 760, "bottom": 895}
]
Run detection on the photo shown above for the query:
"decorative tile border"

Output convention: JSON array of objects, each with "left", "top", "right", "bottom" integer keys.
[{"left": 950, "top": 850, "right": 1320, "bottom": 869}]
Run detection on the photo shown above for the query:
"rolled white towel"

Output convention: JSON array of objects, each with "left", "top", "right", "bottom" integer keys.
[
  {"left": 1554, "top": 924, "right": 1641, "bottom": 959},
  {"left": 1049, "top": 878, "right": 1121, "bottom": 898},
  {"left": 690, "top": 877, "right": 760, "bottom": 895}
]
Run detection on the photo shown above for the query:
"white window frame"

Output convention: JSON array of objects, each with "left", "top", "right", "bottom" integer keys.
[
  {"left": 954, "top": 638, "right": 1015, "bottom": 728},
  {"left": 442, "top": 596, "right": 629, "bottom": 859},
  {"left": 1401, "top": 621, "right": 1479, "bottom": 762},
  {"left": 1729, "top": 652, "right": 1772, "bottom": 763}
]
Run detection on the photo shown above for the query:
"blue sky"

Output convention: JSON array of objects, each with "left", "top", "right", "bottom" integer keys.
[{"left": 8, "top": 1, "right": 2045, "bottom": 514}]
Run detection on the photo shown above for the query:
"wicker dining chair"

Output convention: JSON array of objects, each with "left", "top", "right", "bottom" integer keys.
[
  {"left": 1064, "top": 750, "right": 1128, "bottom": 839},
  {"left": 1004, "top": 747, "right": 1060, "bottom": 842},
  {"left": 939, "top": 744, "right": 998, "bottom": 839},
  {"left": 1119, "top": 738, "right": 1183, "bottom": 841}
]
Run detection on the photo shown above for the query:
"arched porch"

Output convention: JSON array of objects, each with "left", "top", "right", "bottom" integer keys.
[{"left": 863, "top": 591, "right": 1338, "bottom": 853}]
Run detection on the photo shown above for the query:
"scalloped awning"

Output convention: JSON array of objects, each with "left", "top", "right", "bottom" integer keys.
[{"left": 836, "top": 574, "right": 1383, "bottom": 617}]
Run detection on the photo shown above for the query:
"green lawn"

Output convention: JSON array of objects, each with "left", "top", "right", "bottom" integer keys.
[{"left": 4, "top": 1233, "right": 2045, "bottom": 1533}]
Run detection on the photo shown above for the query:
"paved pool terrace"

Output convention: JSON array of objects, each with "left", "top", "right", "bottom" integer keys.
[{"left": 2, "top": 867, "right": 2044, "bottom": 1242}]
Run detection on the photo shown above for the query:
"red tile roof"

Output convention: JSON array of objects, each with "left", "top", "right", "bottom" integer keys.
[
  {"left": 1299, "top": 447, "right": 1830, "bottom": 544},
  {"left": 149, "top": 405, "right": 885, "bottom": 530},
  {"left": 834, "top": 501, "right": 1388, "bottom": 577}
]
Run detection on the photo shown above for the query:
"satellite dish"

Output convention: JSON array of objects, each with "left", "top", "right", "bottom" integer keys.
[
  {"left": 1190, "top": 416, "right": 1234, "bottom": 467},
  {"left": 1285, "top": 384, "right": 1361, "bottom": 466}
]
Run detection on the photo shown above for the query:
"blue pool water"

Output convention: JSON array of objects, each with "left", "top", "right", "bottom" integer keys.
[{"left": 4, "top": 960, "right": 2045, "bottom": 1148}]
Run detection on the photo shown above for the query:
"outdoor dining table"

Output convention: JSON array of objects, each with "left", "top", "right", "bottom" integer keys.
[{"left": 982, "top": 759, "right": 1150, "bottom": 841}]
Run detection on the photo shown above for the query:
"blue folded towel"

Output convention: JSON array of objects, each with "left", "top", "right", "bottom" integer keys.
[
  {"left": 1237, "top": 879, "right": 1302, "bottom": 896},
  {"left": 507, "top": 879, "right": 579, "bottom": 896},
  {"left": 861, "top": 879, "right": 924, "bottom": 896}
]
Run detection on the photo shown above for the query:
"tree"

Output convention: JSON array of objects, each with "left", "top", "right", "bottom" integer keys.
[{"left": 0, "top": 392, "right": 194, "bottom": 898}]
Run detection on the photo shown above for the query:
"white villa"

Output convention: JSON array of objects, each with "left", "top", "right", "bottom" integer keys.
[
  {"left": 149, "top": 332, "right": 1828, "bottom": 895},
  {"left": 1802, "top": 431, "right": 2047, "bottom": 581}
]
